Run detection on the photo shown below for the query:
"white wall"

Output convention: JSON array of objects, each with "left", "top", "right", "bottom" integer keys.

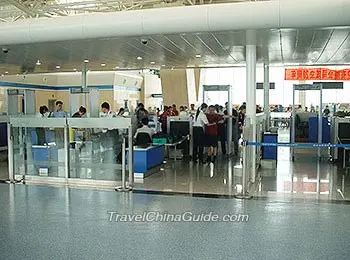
[{"left": 143, "top": 74, "right": 162, "bottom": 110}]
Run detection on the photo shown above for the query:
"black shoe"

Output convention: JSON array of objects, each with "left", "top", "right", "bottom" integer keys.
[{"left": 212, "top": 156, "right": 217, "bottom": 163}]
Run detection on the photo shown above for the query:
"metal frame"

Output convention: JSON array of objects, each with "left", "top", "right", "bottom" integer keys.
[
  {"left": 166, "top": 116, "right": 193, "bottom": 157},
  {"left": 291, "top": 83, "right": 323, "bottom": 160},
  {"left": 202, "top": 84, "right": 233, "bottom": 154}
]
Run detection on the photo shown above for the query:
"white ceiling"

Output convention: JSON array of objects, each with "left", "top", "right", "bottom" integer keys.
[{"left": 0, "top": 27, "right": 349, "bottom": 75}]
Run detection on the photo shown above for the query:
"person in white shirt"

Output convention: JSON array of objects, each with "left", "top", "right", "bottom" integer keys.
[
  {"left": 192, "top": 103, "right": 209, "bottom": 163},
  {"left": 179, "top": 106, "right": 188, "bottom": 117},
  {"left": 134, "top": 117, "right": 155, "bottom": 140},
  {"left": 100, "top": 102, "right": 119, "bottom": 163}
]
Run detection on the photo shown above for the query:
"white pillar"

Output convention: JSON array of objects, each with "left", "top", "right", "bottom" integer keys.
[
  {"left": 246, "top": 30, "right": 257, "bottom": 183},
  {"left": 263, "top": 63, "right": 270, "bottom": 130},
  {"left": 227, "top": 85, "right": 233, "bottom": 155}
]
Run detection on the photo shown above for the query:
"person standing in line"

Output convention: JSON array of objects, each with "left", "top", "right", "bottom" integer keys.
[
  {"left": 172, "top": 104, "right": 179, "bottom": 116},
  {"left": 189, "top": 104, "right": 197, "bottom": 115},
  {"left": 205, "top": 105, "right": 233, "bottom": 163},
  {"left": 238, "top": 106, "right": 246, "bottom": 139},
  {"left": 217, "top": 105, "right": 227, "bottom": 155},
  {"left": 160, "top": 106, "right": 170, "bottom": 134},
  {"left": 179, "top": 106, "right": 188, "bottom": 117},
  {"left": 192, "top": 103, "right": 209, "bottom": 163},
  {"left": 323, "top": 105, "right": 330, "bottom": 116}
]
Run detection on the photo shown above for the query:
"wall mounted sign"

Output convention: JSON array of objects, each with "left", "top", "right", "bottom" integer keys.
[{"left": 285, "top": 68, "right": 350, "bottom": 81}]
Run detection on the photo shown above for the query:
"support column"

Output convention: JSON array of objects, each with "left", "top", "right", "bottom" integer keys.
[
  {"left": 263, "top": 63, "right": 270, "bottom": 130},
  {"left": 246, "top": 30, "right": 257, "bottom": 183},
  {"left": 227, "top": 85, "right": 233, "bottom": 155},
  {"left": 82, "top": 62, "right": 87, "bottom": 107}
]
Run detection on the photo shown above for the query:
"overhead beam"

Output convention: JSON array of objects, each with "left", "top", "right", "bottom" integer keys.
[{"left": 5, "top": 0, "right": 52, "bottom": 18}]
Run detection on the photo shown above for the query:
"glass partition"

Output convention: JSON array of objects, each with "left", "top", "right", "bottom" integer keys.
[
  {"left": 8, "top": 116, "right": 133, "bottom": 187},
  {"left": 67, "top": 118, "right": 132, "bottom": 182},
  {"left": 10, "top": 117, "right": 67, "bottom": 178}
]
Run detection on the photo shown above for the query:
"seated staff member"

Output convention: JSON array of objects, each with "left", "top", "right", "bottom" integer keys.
[
  {"left": 192, "top": 103, "right": 209, "bottom": 163},
  {"left": 205, "top": 105, "right": 233, "bottom": 163},
  {"left": 134, "top": 117, "right": 155, "bottom": 140},
  {"left": 72, "top": 106, "right": 87, "bottom": 118}
]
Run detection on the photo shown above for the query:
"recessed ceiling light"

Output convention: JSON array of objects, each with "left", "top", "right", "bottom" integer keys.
[
  {"left": 36, "top": 60, "right": 41, "bottom": 66},
  {"left": 114, "top": 66, "right": 120, "bottom": 69},
  {"left": 84, "top": 59, "right": 89, "bottom": 63},
  {"left": 73, "top": 68, "right": 77, "bottom": 72},
  {"left": 56, "top": 65, "right": 61, "bottom": 69},
  {"left": 161, "top": 64, "right": 166, "bottom": 67},
  {"left": 101, "top": 63, "right": 106, "bottom": 67},
  {"left": 137, "top": 56, "right": 143, "bottom": 60},
  {"left": 196, "top": 54, "right": 201, "bottom": 58},
  {"left": 150, "top": 61, "right": 156, "bottom": 65}
]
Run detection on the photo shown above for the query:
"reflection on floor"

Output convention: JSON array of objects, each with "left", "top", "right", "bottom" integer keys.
[
  {"left": 135, "top": 128, "right": 350, "bottom": 202},
  {"left": 1, "top": 184, "right": 350, "bottom": 260}
]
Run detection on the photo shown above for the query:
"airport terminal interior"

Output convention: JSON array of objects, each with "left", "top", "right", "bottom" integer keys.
[{"left": 1, "top": 0, "right": 350, "bottom": 259}]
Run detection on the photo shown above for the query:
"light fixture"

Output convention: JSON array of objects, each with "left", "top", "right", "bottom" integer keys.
[
  {"left": 196, "top": 54, "right": 202, "bottom": 58},
  {"left": 56, "top": 65, "right": 61, "bottom": 69},
  {"left": 36, "top": 60, "right": 41, "bottom": 66},
  {"left": 114, "top": 66, "right": 120, "bottom": 69},
  {"left": 161, "top": 64, "right": 166, "bottom": 67},
  {"left": 5, "top": 71, "right": 8, "bottom": 74},
  {"left": 84, "top": 59, "right": 89, "bottom": 63},
  {"left": 73, "top": 68, "right": 77, "bottom": 72},
  {"left": 137, "top": 56, "right": 143, "bottom": 60},
  {"left": 150, "top": 61, "right": 156, "bottom": 65},
  {"left": 101, "top": 63, "right": 106, "bottom": 67}
]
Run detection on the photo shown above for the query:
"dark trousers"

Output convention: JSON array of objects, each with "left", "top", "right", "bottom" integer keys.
[
  {"left": 218, "top": 123, "right": 226, "bottom": 155},
  {"left": 36, "top": 128, "right": 46, "bottom": 145},
  {"left": 101, "top": 129, "right": 120, "bottom": 163},
  {"left": 193, "top": 127, "right": 205, "bottom": 161}
]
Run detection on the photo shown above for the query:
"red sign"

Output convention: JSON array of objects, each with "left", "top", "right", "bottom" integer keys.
[{"left": 285, "top": 68, "right": 350, "bottom": 81}]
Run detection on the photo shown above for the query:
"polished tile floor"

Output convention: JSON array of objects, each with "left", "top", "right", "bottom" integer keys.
[
  {"left": 0, "top": 184, "right": 349, "bottom": 260},
  {"left": 134, "top": 129, "right": 350, "bottom": 201}
]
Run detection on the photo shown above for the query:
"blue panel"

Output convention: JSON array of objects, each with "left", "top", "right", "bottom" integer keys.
[
  {"left": 263, "top": 133, "right": 278, "bottom": 160},
  {"left": 146, "top": 146, "right": 164, "bottom": 169},
  {"left": 133, "top": 151, "right": 148, "bottom": 173},
  {"left": 0, "top": 123, "right": 7, "bottom": 147},
  {"left": 31, "top": 131, "right": 38, "bottom": 145},
  {"left": 32, "top": 146, "right": 58, "bottom": 169},
  {"left": 308, "top": 117, "right": 330, "bottom": 143},
  {"left": 132, "top": 146, "right": 164, "bottom": 173}
]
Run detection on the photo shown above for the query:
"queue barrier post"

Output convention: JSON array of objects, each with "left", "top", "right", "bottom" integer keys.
[
  {"left": 234, "top": 139, "right": 253, "bottom": 199},
  {"left": 115, "top": 137, "right": 132, "bottom": 192}
]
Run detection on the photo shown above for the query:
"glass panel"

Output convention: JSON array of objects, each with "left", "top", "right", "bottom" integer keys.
[
  {"left": 12, "top": 126, "right": 64, "bottom": 177},
  {"left": 69, "top": 127, "right": 123, "bottom": 181}
]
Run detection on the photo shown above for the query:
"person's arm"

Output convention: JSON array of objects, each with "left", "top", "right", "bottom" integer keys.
[{"left": 202, "top": 113, "right": 209, "bottom": 125}]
